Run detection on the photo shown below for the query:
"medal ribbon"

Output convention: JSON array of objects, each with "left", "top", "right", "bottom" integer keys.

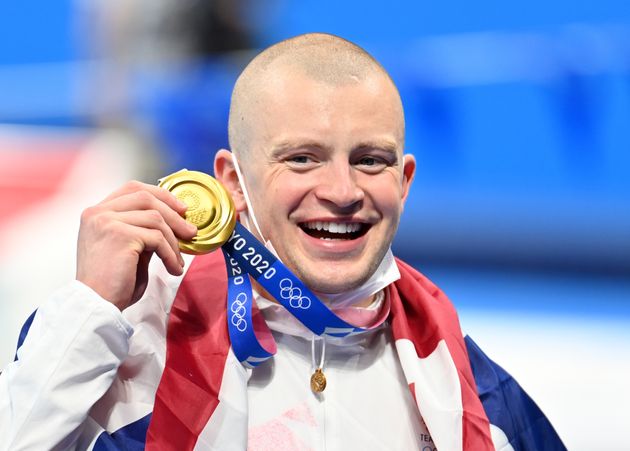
[{"left": 221, "top": 222, "right": 366, "bottom": 367}]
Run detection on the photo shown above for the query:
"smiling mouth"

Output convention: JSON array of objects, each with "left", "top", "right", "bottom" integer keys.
[{"left": 299, "top": 221, "right": 370, "bottom": 240}]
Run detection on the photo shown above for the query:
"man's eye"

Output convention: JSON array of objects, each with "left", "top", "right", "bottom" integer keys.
[
  {"left": 358, "top": 156, "right": 379, "bottom": 166},
  {"left": 289, "top": 155, "right": 311, "bottom": 164},
  {"left": 356, "top": 156, "right": 389, "bottom": 171},
  {"left": 284, "top": 154, "right": 319, "bottom": 170}
]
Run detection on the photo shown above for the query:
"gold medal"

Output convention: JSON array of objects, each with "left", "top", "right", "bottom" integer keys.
[
  {"left": 158, "top": 169, "right": 236, "bottom": 254},
  {"left": 310, "top": 368, "right": 327, "bottom": 393}
]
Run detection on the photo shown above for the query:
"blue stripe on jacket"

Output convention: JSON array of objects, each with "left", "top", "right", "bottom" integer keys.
[
  {"left": 93, "top": 414, "right": 151, "bottom": 451},
  {"left": 465, "top": 336, "right": 567, "bottom": 451},
  {"left": 14, "top": 309, "right": 36, "bottom": 361}
]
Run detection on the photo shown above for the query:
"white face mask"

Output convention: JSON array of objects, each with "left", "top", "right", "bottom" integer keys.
[{"left": 231, "top": 153, "right": 400, "bottom": 308}]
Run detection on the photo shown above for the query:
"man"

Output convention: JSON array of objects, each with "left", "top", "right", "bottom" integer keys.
[{"left": 0, "top": 33, "right": 564, "bottom": 450}]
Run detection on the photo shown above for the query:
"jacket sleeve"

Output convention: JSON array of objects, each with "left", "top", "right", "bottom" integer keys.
[
  {"left": 464, "top": 335, "right": 567, "bottom": 451},
  {"left": 0, "top": 281, "right": 133, "bottom": 451}
]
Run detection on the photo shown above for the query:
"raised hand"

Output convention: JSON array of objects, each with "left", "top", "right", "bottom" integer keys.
[{"left": 76, "top": 181, "right": 198, "bottom": 310}]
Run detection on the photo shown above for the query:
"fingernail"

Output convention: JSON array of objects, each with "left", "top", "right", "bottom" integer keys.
[
  {"left": 176, "top": 199, "right": 188, "bottom": 210},
  {"left": 188, "top": 222, "right": 198, "bottom": 232}
]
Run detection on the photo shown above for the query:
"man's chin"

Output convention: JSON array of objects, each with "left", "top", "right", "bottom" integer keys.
[
  {"left": 299, "top": 272, "right": 370, "bottom": 296},
  {"left": 282, "top": 252, "right": 379, "bottom": 295}
]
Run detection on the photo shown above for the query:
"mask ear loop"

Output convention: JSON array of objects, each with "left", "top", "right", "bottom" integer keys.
[{"left": 232, "top": 153, "right": 267, "bottom": 243}]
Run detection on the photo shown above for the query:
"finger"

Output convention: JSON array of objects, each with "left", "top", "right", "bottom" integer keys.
[
  {"left": 102, "top": 181, "right": 188, "bottom": 215},
  {"left": 114, "top": 210, "right": 184, "bottom": 266},
  {"left": 127, "top": 224, "right": 184, "bottom": 276},
  {"left": 101, "top": 191, "right": 197, "bottom": 240},
  {"left": 132, "top": 252, "right": 152, "bottom": 304}
]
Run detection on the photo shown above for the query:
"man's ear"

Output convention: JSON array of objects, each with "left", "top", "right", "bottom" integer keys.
[
  {"left": 214, "top": 149, "right": 247, "bottom": 212},
  {"left": 400, "top": 154, "right": 416, "bottom": 209}
]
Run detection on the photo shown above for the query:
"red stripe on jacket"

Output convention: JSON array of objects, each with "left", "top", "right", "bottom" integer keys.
[
  {"left": 147, "top": 251, "right": 229, "bottom": 450},
  {"left": 389, "top": 258, "right": 493, "bottom": 450}
]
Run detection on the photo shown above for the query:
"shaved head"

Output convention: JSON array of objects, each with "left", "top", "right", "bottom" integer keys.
[{"left": 228, "top": 33, "right": 404, "bottom": 162}]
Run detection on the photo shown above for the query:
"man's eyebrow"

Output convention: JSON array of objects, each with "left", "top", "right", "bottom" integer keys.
[
  {"left": 269, "top": 139, "right": 400, "bottom": 158},
  {"left": 354, "top": 140, "right": 400, "bottom": 153},
  {"left": 270, "top": 140, "right": 330, "bottom": 157}
]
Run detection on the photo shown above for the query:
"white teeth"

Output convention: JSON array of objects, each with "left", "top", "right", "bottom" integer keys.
[{"left": 303, "top": 221, "right": 362, "bottom": 233}]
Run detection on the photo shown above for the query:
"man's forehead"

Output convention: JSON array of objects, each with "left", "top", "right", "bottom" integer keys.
[
  {"left": 255, "top": 58, "right": 402, "bottom": 114},
  {"left": 239, "top": 73, "right": 405, "bottom": 161},
  {"left": 228, "top": 33, "right": 405, "bottom": 158}
]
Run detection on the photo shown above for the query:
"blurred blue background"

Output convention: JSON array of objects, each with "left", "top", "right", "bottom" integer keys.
[{"left": 1, "top": 1, "right": 629, "bottom": 448}]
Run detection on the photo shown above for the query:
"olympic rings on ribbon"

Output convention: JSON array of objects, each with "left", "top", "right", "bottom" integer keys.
[
  {"left": 279, "top": 278, "right": 312, "bottom": 309},
  {"left": 230, "top": 292, "right": 248, "bottom": 332}
]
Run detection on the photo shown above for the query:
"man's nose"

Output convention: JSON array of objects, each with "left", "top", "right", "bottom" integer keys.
[{"left": 313, "top": 162, "right": 364, "bottom": 210}]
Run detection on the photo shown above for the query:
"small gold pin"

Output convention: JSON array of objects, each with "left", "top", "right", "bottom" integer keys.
[{"left": 310, "top": 368, "right": 327, "bottom": 393}]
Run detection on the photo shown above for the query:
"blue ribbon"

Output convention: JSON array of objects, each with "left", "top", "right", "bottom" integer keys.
[{"left": 221, "top": 222, "right": 365, "bottom": 366}]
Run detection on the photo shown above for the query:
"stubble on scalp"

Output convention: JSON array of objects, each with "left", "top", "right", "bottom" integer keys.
[{"left": 228, "top": 32, "right": 404, "bottom": 164}]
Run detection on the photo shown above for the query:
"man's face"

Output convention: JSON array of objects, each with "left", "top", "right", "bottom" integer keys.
[{"left": 239, "top": 67, "right": 414, "bottom": 294}]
